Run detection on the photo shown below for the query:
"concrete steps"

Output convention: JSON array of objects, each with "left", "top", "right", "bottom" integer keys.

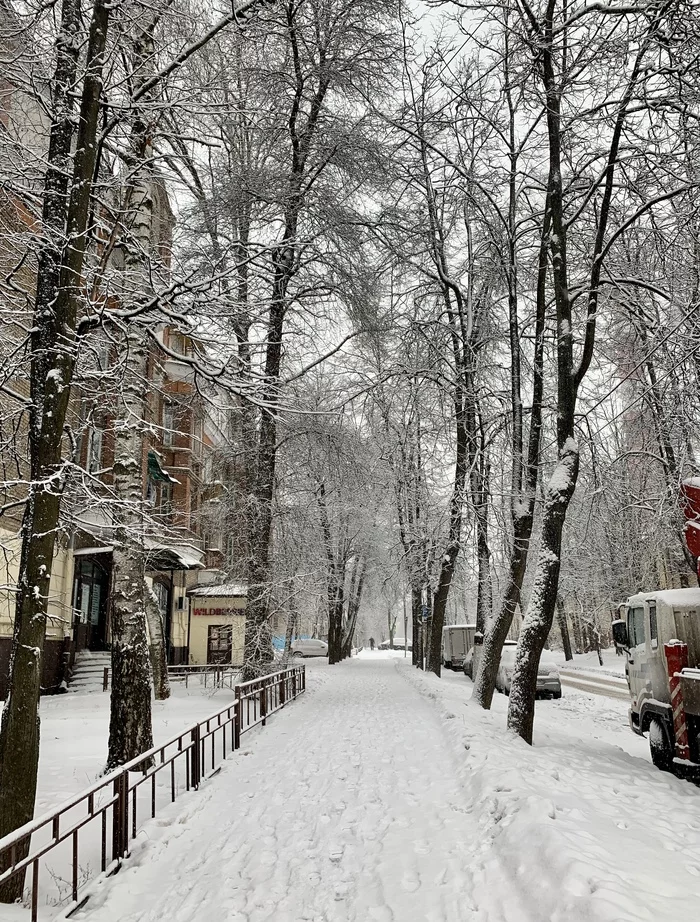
[{"left": 69, "top": 652, "right": 111, "bottom": 694}]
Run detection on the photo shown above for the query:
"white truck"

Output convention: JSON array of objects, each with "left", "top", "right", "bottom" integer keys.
[
  {"left": 441, "top": 624, "right": 477, "bottom": 670},
  {"left": 613, "top": 587, "right": 700, "bottom": 775}
]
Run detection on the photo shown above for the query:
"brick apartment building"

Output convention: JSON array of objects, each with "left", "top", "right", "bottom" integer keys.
[{"left": 0, "top": 38, "right": 246, "bottom": 694}]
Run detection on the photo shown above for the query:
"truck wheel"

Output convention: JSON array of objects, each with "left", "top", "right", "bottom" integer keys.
[{"left": 649, "top": 718, "right": 673, "bottom": 772}]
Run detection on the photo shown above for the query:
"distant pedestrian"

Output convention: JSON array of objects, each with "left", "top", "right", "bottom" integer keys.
[{"left": 369, "top": 637, "right": 375, "bottom": 651}]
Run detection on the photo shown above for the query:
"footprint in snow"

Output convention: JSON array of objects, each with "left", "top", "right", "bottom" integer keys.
[{"left": 401, "top": 870, "right": 421, "bottom": 892}]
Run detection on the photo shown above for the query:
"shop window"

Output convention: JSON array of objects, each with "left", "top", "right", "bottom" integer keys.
[{"left": 207, "top": 624, "right": 232, "bottom": 664}]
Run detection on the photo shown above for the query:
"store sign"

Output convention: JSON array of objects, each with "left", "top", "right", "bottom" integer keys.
[{"left": 193, "top": 605, "right": 241, "bottom": 617}]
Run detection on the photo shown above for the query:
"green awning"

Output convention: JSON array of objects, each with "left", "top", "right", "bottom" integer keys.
[{"left": 147, "top": 450, "right": 177, "bottom": 484}]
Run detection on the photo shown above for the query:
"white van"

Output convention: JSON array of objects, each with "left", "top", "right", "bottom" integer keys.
[{"left": 441, "top": 624, "right": 477, "bottom": 670}]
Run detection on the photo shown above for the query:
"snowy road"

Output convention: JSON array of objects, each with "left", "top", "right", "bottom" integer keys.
[
  {"left": 67, "top": 656, "right": 700, "bottom": 922},
  {"left": 559, "top": 669, "right": 629, "bottom": 699},
  {"left": 74, "top": 658, "right": 477, "bottom": 922}
]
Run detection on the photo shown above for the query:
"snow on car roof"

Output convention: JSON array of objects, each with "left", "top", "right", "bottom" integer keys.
[{"left": 443, "top": 624, "right": 477, "bottom": 630}]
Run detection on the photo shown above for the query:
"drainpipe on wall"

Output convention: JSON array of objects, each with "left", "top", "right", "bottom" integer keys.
[
  {"left": 167, "top": 568, "right": 175, "bottom": 664},
  {"left": 186, "top": 591, "right": 192, "bottom": 665}
]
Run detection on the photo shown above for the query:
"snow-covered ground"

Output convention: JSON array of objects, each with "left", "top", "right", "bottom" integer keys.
[
  {"left": 550, "top": 646, "right": 627, "bottom": 678},
  {"left": 31, "top": 679, "right": 237, "bottom": 815},
  {"left": 24, "top": 653, "right": 697, "bottom": 922}
]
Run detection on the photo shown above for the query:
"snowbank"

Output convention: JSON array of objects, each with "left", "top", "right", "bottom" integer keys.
[{"left": 402, "top": 662, "right": 700, "bottom": 921}]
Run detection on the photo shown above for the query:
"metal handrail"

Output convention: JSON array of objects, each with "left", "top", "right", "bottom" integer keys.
[{"left": 0, "top": 665, "right": 305, "bottom": 920}]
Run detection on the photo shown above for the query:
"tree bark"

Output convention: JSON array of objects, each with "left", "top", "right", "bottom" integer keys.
[
  {"left": 556, "top": 595, "right": 573, "bottom": 661},
  {"left": 342, "top": 557, "right": 365, "bottom": 658},
  {"left": 106, "top": 12, "right": 165, "bottom": 770},
  {"left": 470, "top": 21, "right": 549, "bottom": 707},
  {"left": 106, "top": 326, "right": 155, "bottom": 770},
  {"left": 506, "top": 6, "right": 651, "bottom": 742},
  {"left": 146, "top": 587, "right": 171, "bottom": 701},
  {"left": 0, "top": 0, "right": 110, "bottom": 885},
  {"left": 472, "top": 196, "right": 548, "bottom": 708}
]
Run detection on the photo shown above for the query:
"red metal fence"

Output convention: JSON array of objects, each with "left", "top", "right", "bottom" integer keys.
[{"left": 0, "top": 666, "right": 305, "bottom": 921}]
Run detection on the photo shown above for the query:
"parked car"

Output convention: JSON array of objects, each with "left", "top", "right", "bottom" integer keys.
[
  {"left": 378, "top": 638, "right": 412, "bottom": 651},
  {"left": 463, "top": 634, "right": 509, "bottom": 680},
  {"left": 496, "top": 646, "right": 562, "bottom": 699},
  {"left": 291, "top": 638, "right": 328, "bottom": 658}
]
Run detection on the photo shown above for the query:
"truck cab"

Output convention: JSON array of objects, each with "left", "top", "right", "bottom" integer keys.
[{"left": 615, "top": 588, "right": 700, "bottom": 772}]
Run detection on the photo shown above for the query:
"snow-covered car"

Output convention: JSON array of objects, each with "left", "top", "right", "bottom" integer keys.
[
  {"left": 378, "top": 638, "right": 411, "bottom": 650},
  {"left": 291, "top": 638, "right": 328, "bottom": 658},
  {"left": 464, "top": 637, "right": 514, "bottom": 680},
  {"left": 496, "top": 647, "right": 562, "bottom": 699}
]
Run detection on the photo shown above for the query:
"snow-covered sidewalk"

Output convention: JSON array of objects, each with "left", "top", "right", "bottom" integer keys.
[
  {"left": 73, "top": 658, "right": 476, "bottom": 922},
  {"left": 65, "top": 656, "right": 700, "bottom": 922}
]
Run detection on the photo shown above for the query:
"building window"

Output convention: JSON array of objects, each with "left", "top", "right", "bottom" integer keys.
[
  {"left": 159, "top": 482, "right": 173, "bottom": 519},
  {"left": 162, "top": 402, "right": 174, "bottom": 447},
  {"left": 152, "top": 580, "right": 169, "bottom": 615},
  {"left": 192, "top": 417, "right": 203, "bottom": 459},
  {"left": 169, "top": 331, "right": 191, "bottom": 357},
  {"left": 86, "top": 427, "right": 103, "bottom": 473},
  {"left": 146, "top": 477, "right": 157, "bottom": 506}
]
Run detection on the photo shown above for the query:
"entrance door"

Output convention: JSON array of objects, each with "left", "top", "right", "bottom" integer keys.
[
  {"left": 207, "top": 624, "right": 232, "bottom": 664},
  {"left": 73, "top": 558, "right": 111, "bottom": 651}
]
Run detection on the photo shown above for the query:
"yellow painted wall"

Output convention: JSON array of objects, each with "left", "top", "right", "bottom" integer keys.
[
  {"left": 188, "top": 596, "right": 246, "bottom": 666},
  {"left": 0, "top": 528, "right": 74, "bottom": 639}
]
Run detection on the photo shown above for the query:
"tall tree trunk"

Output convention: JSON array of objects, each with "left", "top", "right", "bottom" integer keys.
[
  {"left": 473, "top": 434, "right": 492, "bottom": 634},
  {"left": 146, "top": 587, "right": 171, "bottom": 701},
  {"left": 0, "top": 0, "right": 110, "bottom": 884},
  {"left": 243, "top": 9, "right": 331, "bottom": 678},
  {"left": 342, "top": 557, "right": 365, "bottom": 658},
  {"left": 472, "top": 194, "right": 548, "bottom": 708},
  {"left": 412, "top": 586, "right": 421, "bottom": 667},
  {"left": 557, "top": 595, "right": 573, "bottom": 661},
  {"left": 426, "top": 369, "right": 470, "bottom": 675},
  {"left": 106, "top": 326, "right": 155, "bottom": 770},
  {"left": 284, "top": 596, "right": 297, "bottom": 654},
  {"left": 470, "top": 22, "right": 548, "bottom": 707},
  {"left": 316, "top": 481, "right": 344, "bottom": 664},
  {"left": 106, "top": 13, "right": 164, "bottom": 770},
  {"left": 506, "top": 7, "right": 649, "bottom": 743}
]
